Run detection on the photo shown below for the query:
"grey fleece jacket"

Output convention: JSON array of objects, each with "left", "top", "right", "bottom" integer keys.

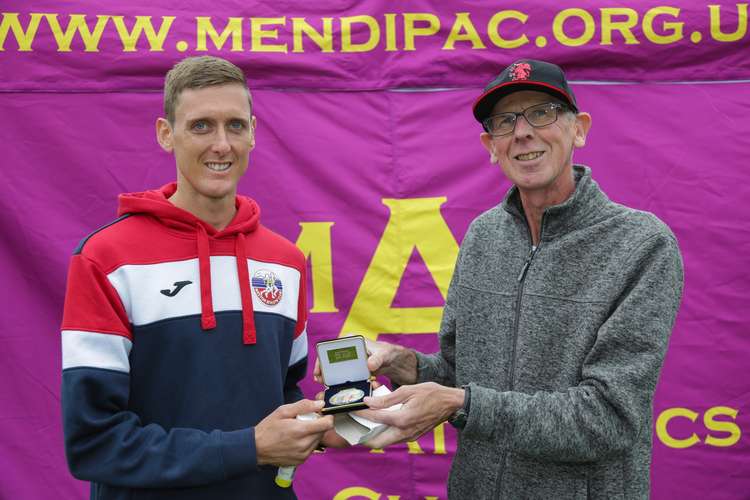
[{"left": 416, "top": 166, "right": 683, "bottom": 500}]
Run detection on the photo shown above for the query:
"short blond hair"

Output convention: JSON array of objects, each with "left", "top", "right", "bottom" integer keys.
[{"left": 163, "top": 56, "right": 252, "bottom": 124}]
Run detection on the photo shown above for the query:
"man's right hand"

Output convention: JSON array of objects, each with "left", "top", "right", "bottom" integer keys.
[
  {"left": 254, "top": 399, "right": 333, "bottom": 467},
  {"left": 313, "top": 337, "right": 419, "bottom": 387}
]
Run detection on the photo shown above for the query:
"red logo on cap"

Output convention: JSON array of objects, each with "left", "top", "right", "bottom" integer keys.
[{"left": 510, "top": 62, "right": 532, "bottom": 81}]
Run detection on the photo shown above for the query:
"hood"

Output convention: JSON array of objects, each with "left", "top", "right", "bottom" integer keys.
[
  {"left": 118, "top": 182, "right": 260, "bottom": 345},
  {"left": 118, "top": 182, "right": 260, "bottom": 237}
]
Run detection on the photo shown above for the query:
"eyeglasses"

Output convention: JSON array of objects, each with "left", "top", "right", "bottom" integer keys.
[{"left": 482, "top": 102, "right": 568, "bottom": 137}]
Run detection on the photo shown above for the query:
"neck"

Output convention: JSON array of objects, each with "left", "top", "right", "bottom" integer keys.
[
  {"left": 518, "top": 169, "right": 576, "bottom": 246},
  {"left": 169, "top": 190, "right": 237, "bottom": 231}
]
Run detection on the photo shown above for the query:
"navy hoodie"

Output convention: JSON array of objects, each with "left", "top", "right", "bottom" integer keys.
[{"left": 61, "top": 183, "right": 307, "bottom": 499}]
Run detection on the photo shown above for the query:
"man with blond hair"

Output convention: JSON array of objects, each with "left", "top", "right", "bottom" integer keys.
[{"left": 61, "top": 56, "right": 332, "bottom": 499}]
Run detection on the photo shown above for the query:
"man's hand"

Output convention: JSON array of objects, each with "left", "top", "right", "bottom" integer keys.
[
  {"left": 319, "top": 428, "right": 350, "bottom": 448},
  {"left": 309, "top": 391, "right": 352, "bottom": 449},
  {"left": 313, "top": 337, "right": 419, "bottom": 386},
  {"left": 359, "top": 382, "right": 464, "bottom": 448},
  {"left": 255, "top": 400, "right": 333, "bottom": 466}
]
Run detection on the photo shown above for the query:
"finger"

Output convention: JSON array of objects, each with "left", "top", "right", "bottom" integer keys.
[
  {"left": 363, "top": 434, "right": 389, "bottom": 449},
  {"left": 314, "top": 391, "right": 325, "bottom": 401},
  {"left": 312, "top": 358, "right": 323, "bottom": 383},
  {"left": 300, "top": 399, "right": 326, "bottom": 415},
  {"left": 350, "top": 408, "right": 380, "bottom": 421},
  {"left": 278, "top": 458, "right": 301, "bottom": 467},
  {"left": 302, "top": 415, "right": 334, "bottom": 434},
  {"left": 363, "top": 427, "right": 405, "bottom": 449},
  {"left": 298, "top": 434, "right": 323, "bottom": 457},
  {"left": 318, "top": 415, "right": 334, "bottom": 431},
  {"left": 357, "top": 408, "right": 403, "bottom": 426},
  {"left": 362, "top": 395, "right": 387, "bottom": 409},
  {"left": 410, "top": 424, "right": 434, "bottom": 442}
]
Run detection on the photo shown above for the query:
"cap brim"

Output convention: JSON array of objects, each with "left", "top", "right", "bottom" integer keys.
[{"left": 473, "top": 81, "right": 578, "bottom": 123}]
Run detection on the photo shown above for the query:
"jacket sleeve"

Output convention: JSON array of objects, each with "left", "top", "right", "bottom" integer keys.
[
  {"left": 283, "top": 263, "right": 308, "bottom": 404},
  {"left": 461, "top": 231, "right": 684, "bottom": 463},
  {"left": 61, "top": 253, "right": 256, "bottom": 488},
  {"left": 414, "top": 248, "right": 462, "bottom": 388}
]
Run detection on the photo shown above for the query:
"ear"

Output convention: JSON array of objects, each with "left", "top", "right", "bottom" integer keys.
[
  {"left": 480, "top": 132, "right": 498, "bottom": 164},
  {"left": 156, "top": 118, "right": 174, "bottom": 153},
  {"left": 249, "top": 115, "right": 257, "bottom": 151},
  {"left": 573, "top": 112, "right": 592, "bottom": 148}
]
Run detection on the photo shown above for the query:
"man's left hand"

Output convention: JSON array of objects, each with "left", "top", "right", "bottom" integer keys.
[{"left": 360, "top": 382, "right": 464, "bottom": 448}]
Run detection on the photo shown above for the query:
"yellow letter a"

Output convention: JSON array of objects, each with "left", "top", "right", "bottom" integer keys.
[
  {"left": 295, "top": 222, "right": 338, "bottom": 313},
  {"left": 340, "top": 198, "right": 459, "bottom": 340}
]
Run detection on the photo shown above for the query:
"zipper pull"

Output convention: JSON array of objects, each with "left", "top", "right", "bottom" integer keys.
[{"left": 517, "top": 247, "right": 537, "bottom": 282}]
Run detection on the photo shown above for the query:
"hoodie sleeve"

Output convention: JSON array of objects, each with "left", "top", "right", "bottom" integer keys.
[
  {"left": 61, "top": 253, "right": 256, "bottom": 488},
  {"left": 283, "top": 263, "right": 308, "bottom": 404},
  {"left": 462, "top": 231, "right": 684, "bottom": 463}
]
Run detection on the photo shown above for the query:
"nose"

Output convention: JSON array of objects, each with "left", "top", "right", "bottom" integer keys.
[
  {"left": 211, "top": 128, "right": 231, "bottom": 155},
  {"left": 512, "top": 114, "right": 534, "bottom": 139}
]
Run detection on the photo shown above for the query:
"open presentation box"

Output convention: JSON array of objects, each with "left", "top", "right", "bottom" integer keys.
[{"left": 316, "top": 336, "right": 373, "bottom": 415}]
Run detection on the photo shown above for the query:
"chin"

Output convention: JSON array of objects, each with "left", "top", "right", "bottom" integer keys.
[
  {"left": 510, "top": 170, "right": 545, "bottom": 186},
  {"left": 194, "top": 181, "right": 238, "bottom": 201},
  {"left": 518, "top": 177, "right": 558, "bottom": 194}
]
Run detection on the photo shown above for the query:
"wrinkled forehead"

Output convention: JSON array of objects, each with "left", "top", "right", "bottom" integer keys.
[{"left": 493, "top": 90, "right": 565, "bottom": 113}]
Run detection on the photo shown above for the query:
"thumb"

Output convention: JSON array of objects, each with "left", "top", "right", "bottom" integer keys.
[
  {"left": 364, "top": 390, "right": 404, "bottom": 409},
  {"left": 312, "top": 358, "right": 322, "bottom": 381},
  {"left": 367, "top": 351, "right": 385, "bottom": 373},
  {"left": 278, "top": 399, "right": 325, "bottom": 418}
]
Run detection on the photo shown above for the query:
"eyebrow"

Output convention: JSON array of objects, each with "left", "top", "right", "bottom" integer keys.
[
  {"left": 187, "top": 116, "right": 250, "bottom": 125},
  {"left": 495, "top": 101, "right": 563, "bottom": 113}
]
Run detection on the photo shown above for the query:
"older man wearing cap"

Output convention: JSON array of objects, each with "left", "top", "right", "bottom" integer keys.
[{"left": 358, "top": 60, "right": 684, "bottom": 499}]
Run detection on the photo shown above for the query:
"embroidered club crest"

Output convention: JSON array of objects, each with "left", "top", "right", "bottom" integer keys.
[
  {"left": 510, "top": 62, "right": 532, "bottom": 81},
  {"left": 252, "top": 270, "right": 283, "bottom": 306}
]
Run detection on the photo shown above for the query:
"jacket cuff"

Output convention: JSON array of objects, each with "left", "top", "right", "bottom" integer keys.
[
  {"left": 414, "top": 351, "right": 446, "bottom": 384},
  {"left": 462, "top": 383, "right": 505, "bottom": 442},
  {"left": 219, "top": 427, "right": 257, "bottom": 479}
]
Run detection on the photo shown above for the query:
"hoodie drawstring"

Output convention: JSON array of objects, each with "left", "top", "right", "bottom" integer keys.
[
  {"left": 196, "top": 225, "right": 257, "bottom": 344},
  {"left": 120, "top": 184, "right": 261, "bottom": 344},
  {"left": 196, "top": 224, "right": 217, "bottom": 331},
  {"left": 235, "top": 233, "right": 257, "bottom": 344}
]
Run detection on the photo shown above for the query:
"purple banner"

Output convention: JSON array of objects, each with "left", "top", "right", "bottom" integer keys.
[
  {"left": 1, "top": 0, "right": 750, "bottom": 91},
  {"left": 1, "top": 1, "right": 749, "bottom": 499}
]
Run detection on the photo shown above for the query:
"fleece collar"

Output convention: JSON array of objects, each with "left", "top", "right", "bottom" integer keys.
[{"left": 502, "top": 165, "right": 610, "bottom": 242}]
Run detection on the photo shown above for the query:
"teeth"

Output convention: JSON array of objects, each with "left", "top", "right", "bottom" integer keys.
[
  {"left": 206, "top": 162, "right": 231, "bottom": 171},
  {"left": 516, "top": 151, "right": 543, "bottom": 161}
]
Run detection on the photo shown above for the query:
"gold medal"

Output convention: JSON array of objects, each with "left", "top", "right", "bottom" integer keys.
[{"left": 329, "top": 388, "right": 365, "bottom": 406}]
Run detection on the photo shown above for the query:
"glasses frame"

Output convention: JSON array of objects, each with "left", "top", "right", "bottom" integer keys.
[{"left": 482, "top": 102, "right": 569, "bottom": 137}]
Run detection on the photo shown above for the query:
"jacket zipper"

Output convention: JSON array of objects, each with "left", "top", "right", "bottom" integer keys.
[
  {"left": 516, "top": 246, "right": 537, "bottom": 283},
  {"left": 494, "top": 214, "right": 544, "bottom": 499}
]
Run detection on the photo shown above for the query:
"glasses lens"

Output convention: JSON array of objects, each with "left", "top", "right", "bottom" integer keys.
[
  {"left": 485, "top": 114, "right": 516, "bottom": 136},
  {"left": 525, "top": 104, "right": 559, "bottom": 127}
]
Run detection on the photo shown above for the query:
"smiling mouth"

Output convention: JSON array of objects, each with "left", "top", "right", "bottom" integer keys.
[
  {"left": 206, "top": 161, "right": 231, "bottom": 172},
  {"left": 514, "top": 151, "right": 544, "bottom": 161}
]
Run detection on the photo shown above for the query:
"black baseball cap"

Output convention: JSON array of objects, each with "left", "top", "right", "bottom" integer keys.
[{"left": 473, "top": 59, "right": 578, "bottom": 125}]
